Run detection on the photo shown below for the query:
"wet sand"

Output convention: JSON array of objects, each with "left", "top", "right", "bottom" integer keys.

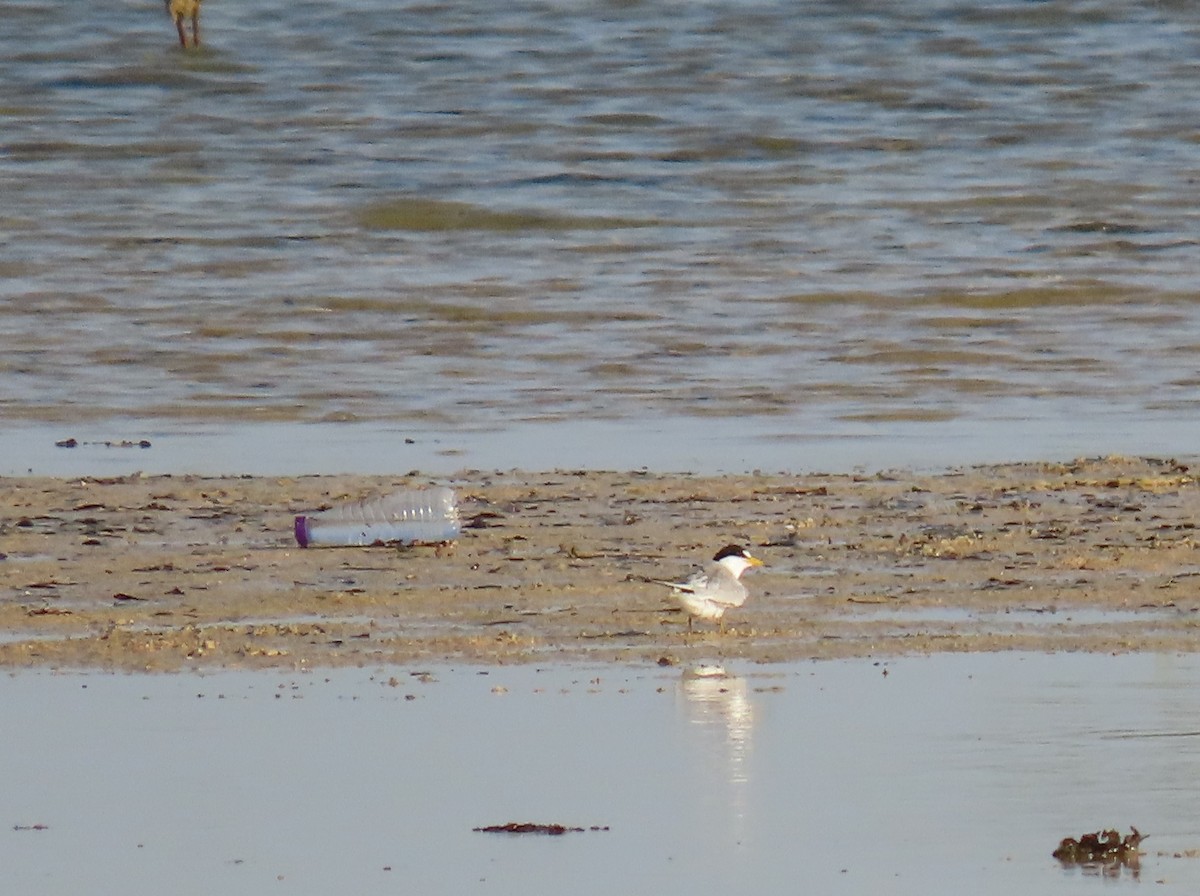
[{"left": 2, "top": 455, "right": 1198, "bottom": 671}]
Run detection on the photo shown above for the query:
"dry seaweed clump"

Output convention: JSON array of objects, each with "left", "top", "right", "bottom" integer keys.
[{"left": 1053, "top": 827, "right": 1145, "bottom": 872}]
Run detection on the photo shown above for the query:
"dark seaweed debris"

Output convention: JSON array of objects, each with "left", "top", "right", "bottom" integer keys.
[
  {"left": 1053, "top": 827, "right": 1145, "bottom": 867},
  {"left": 54, "top": 438, "right": 152, "bottom": 449},
  {"left": 473, "top": 822, "right": 609, "bottom": 835}
]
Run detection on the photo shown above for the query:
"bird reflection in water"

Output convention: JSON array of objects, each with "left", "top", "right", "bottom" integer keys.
[{"left": 677, "top": 665, "right": 756, "bottom": 837}]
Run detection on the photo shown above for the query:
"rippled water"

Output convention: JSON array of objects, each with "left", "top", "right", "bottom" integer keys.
[
  {"left": 6, "top": 654, "right": 1200, "bottom": 894},
  {"left": 4, "top": 0, "right": 1200, "bottom": 474}
]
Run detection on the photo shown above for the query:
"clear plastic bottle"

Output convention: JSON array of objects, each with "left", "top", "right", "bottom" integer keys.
[{"left": 294, "top": 486, "right": 460, "bottom": 547}]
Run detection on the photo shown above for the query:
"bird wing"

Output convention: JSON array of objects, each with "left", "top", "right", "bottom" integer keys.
[
  {"left": 648, "top": 576, "right": 699, "bottom": 594},
  {"left": 647, "top": 563, "right": 713, "bottom": 594},
  {"left": 699, "top": 566, "right": 748, "bottom": 608},
  {"left": 713, "top": 581, "right": 748, "bottom": 609}
]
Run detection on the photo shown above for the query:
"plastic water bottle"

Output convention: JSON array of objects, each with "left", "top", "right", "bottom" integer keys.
[{"left": 294, "top": 486, "right": 460, "bottom": 547}]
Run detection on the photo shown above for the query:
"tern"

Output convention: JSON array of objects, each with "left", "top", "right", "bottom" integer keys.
[
  {"left": 652, "top": 544, "right": 763, "bottom": 632},
  {"left": 165, "top": 0, "right": 202, "bottom": 48}
]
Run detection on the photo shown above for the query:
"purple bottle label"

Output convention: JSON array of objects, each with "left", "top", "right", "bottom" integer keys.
[{"left": 294, "top": 515, "right": 310, "bottom": 548}]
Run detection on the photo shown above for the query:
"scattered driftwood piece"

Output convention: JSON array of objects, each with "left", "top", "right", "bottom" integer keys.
[
  {"left": 473, "top": 822, "right": 608, "bottom": 835},
  {"left": 1053, "top": 827, "right": 1145, "bottom": 866}
]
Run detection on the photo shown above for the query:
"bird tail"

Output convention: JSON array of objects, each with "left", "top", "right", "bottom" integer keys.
[{"left": 647, "top": 578, "right": 693, "bottom": 593}]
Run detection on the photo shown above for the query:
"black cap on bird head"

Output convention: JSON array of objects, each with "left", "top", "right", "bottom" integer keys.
[{"left": 713, "top": 544, "right": 753, "bottom": 562}]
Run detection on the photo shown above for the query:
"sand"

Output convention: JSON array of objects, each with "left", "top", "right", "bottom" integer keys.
[{"left": 2, "top": 455, "right": 1199, "bottom": 671}]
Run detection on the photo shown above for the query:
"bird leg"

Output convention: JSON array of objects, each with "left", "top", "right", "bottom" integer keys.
[
  {"left": 191, "top": 8, "right": 200, "bottom": 46},
  {"left": 175, "top": 15, "right": 188, "bottom": 48}
]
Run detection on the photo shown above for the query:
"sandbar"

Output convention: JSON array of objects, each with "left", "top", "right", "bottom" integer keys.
[{"left": 2, "top": 455, "right": 1198, "bottom": 671}]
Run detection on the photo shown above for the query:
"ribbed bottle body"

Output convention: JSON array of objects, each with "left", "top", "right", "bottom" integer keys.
[{"left": 295, "top": 487, "right": 459, "bottom": 547}]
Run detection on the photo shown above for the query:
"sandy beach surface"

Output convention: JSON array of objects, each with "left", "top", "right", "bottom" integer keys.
[{"left": 2, "top": 455, "right": 1198, "bottom": 671}]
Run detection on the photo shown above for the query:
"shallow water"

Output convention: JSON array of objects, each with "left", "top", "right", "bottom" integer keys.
[
  {"left": 5, "top": 653, "right": 1200, "bottom": 893},
  {"left": 4, "top": 1, "right": 1200, "bottom": 474}
]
